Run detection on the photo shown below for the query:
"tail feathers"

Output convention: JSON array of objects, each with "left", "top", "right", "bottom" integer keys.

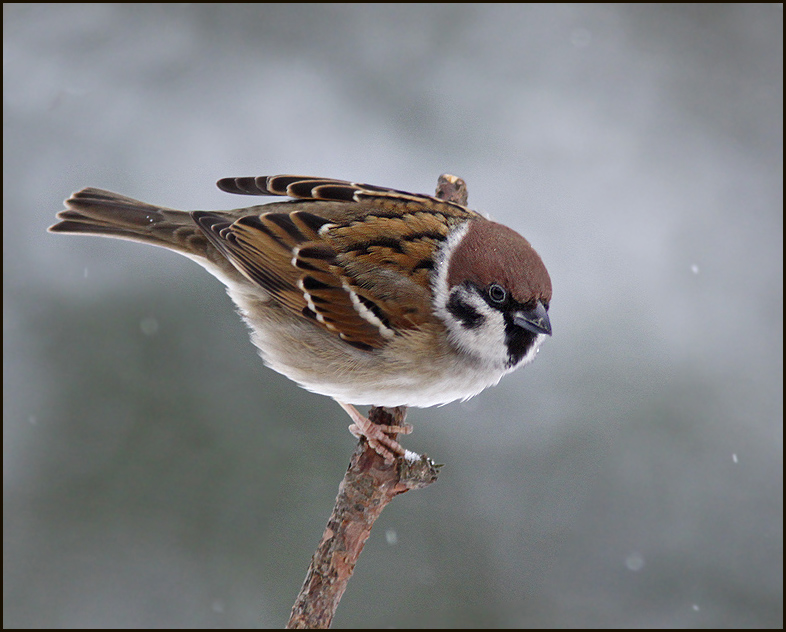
[
  {"left": 48, "top": 188, "right": 201, "bottom": 253},
  {"left": 50, "top": 187, "right": 174, "bottom": 233}
]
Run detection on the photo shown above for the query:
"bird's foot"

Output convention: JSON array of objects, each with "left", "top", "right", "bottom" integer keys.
[{"left": 337, "top": 402, "right": 412, "bottom": 463}]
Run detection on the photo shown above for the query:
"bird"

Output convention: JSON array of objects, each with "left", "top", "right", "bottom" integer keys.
[{"left": 49, "top": 174, "right": 552, "bottom": 461}]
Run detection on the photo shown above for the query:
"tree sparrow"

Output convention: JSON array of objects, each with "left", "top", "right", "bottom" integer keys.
[{"left": 49, "top": 175, "right": 552, "bottom": 460}]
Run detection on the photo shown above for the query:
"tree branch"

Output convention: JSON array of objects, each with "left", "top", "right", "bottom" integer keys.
[{"left": 286, "top": 407, "right": 440, "bottom": 629}]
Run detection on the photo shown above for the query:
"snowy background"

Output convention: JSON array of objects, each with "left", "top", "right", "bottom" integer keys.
[{"left": 4, "top": 4, "right": 782, "bottom": 628}]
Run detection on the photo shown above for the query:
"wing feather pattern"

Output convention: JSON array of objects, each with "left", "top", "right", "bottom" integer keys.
[{"left": 195, "top": 175, "right": 481, "bottom": 350}]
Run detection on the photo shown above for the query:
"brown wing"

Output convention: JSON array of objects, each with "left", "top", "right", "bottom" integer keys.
[{"left": 196, "top": 175, "right": 482, "bottom": 351}]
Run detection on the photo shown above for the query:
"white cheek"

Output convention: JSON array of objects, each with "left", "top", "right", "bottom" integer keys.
[
  {"left": 435, "top": 284, "right": 511, "bottom": 370},
  {"left": 453, "top": 307, "right": 509, "bottom": 367}
]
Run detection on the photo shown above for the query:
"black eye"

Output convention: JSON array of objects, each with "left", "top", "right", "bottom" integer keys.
[{"left": 487, "top": 283, "right": 507, "bottom": 304}]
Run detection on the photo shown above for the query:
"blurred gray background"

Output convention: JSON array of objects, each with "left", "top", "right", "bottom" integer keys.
[{"left": 3, "top": 4, "right": 782, "bottom": 628}]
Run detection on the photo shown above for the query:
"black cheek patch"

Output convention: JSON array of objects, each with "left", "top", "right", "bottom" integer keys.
[{"left": 447, "top": 292, "right": 485, "bottom": 330}]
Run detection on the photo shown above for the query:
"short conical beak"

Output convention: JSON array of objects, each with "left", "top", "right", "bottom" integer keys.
[{"left": 513, "top": 301, "right": 551, "bottom": 336}]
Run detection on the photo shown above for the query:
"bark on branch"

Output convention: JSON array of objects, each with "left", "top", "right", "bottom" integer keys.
[{"left": 286, "top": 407, "right": 440, "bottom": 629}]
